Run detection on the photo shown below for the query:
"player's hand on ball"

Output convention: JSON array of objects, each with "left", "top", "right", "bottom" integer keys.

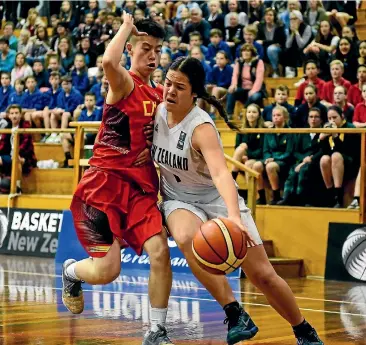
[
  {"left": 228, "top": 216, "right": 256, "bottom": 247},
  {"left": 122, "top": 11, "right": 147, "bottom": 37}
]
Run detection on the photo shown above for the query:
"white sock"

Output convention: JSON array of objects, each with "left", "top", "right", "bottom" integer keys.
[
  {"left": 65, "top": 262, "right": 80, "bottom": 281},
  {"left": 149, "top": 307, "right": 168, "bottom": 332}
]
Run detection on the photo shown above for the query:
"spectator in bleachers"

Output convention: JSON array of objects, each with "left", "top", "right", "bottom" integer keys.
[
  {"left": 59, "top": 1, "right": 77, "bottom": 30},
  {"left": 185, "top": 31, "right": 208, "bottom": 58},
  {"left": 348, "top": 65, "right": 366, "bottom": 106},
  {"left": 206, "top": 0, "right": 225, "bottom": 35},
  {"left": 319, "top": 105, "right": 360, "bottom": 207},
  {"left": 105, "top": 0, "right": 122, "bottom": 17},
  {"left": 279, "top": 107, "right": 324, "bottom": 206},
  {"left": 158, "top": 53, "right": 172, "bottom": 76},
  {"left": 295, "top": 60, "right": 325, "bottom": 106},
  {"left": 269, "top": 0, "right": 288, "bottom": 16},
  {"left": 88, "top": 54, "right": 103, "bottom": 85},
  {"left": 46, "top": 54, "right": 66, "bottom": 76},
  {"left": 332, "top": 86, "right": 354, "bottom": 122},
  {"left": 324, "top": 1, "right": 357, "bottom": 36},
  {"left": 231, "top": 103, "right": 264, "bottom": 187},
  {"left": 47, "top": 75, "right": 83, "bottom": 143},
  {"left": 247, "top": 0, "right": 265, "bottom": 25},
  {"left": 176, "top": 1, "right": 199, "bottom": 21},
  {"left": 207, "top": 51, "right": 233, "bottom": 117},
  {"left": 9, "top": 79, "right": 26, "bottom": 106},
  {"left": 174, "top": 6, "right": 190, "bottom": 37},
  {"left": 331, "top": 37, "right": 358, "bottom": 83},
  {"left": 50, "top": 14, "right": 60, "bottom": 36},
  {"left": 358, "top": 40, "right": 366, "bottom": 66},
  {"left": 206, "top": 29, "right": 231, "bottom": 66},
  {"left": 2, "top": 22, "right": 18, "bottom": 51},
  {"left": 22, "top": 8, "right": 46, "bottom": 37},
  {"left": 253, "top": 105, "right": 295, "bottom": 205},
  {"left": 225, "top": 0, "right": 248, "bottom": 28},
  {"left": 225, "top": 13, "right": 244, "bottom": 58},
  {"left": 133, "top": 8, "right": 146, "bottom": 22},
  {"left": 95, "top": 10, "right": 113, "bottom": 55},
  {"left": 257, "top": 7, "right": 286, "bottom": 78},
  {"left": 77, "top": 36, "right": 97, "bottom": 68},
  {"left": 235, "top": 24, "right": 264, "bottom": 60},
  {"left": 280, "top": 0, "right": 301, "bottom": 33},
  {"left": 50, "top": 22, "right": 69, "bottom": 52},
  {"left": 262, "top": 85, "right": 295, "bottom": 125},
  {"left": 190, "top": 46, "right": 212, "bottom": 84},
  {"left": 73, "top": 13, "right": 99, "bottom": 43},
  {"left": 122, "top": 0, "right": 138, "bottom": 15},
  {"left": 0, "top": 38, "right": 16, "bottom": 73},
  {"left": 26, "top": 26, "right": 51, "bottom": 65},
  {"left": 57, "top": 37, "right": 75, "bottom": 72},
  {"left": 181, "top": 7, "right": 211, "bottom": 46},
  {"left": 152, "top": 69, "right": 164, "bottom": 85},
  {"left": 303, "top": 0, "right": 328, "bottom": 36},
  {"left": 84, "top": 0, "right": 100, "bottom": 19},
  {"left": 304, "top": 20, "right": 339, "bottom": 80},
  {"left": 283, "top": 10, "right": 313, "bottom": 78},
  {"left": 61, "top": 92, "right": 102, "bottom": 167},
  {"left": 151, "top": 12, "right": 175, "bottom": 42},
  {"left": 11, "top": 53, "right": 33, "bottom": 86},
  {"left": 227, "top": 43, "right": 265, "bottom": 118},
  {"left": 22, "top": 76, "right": 46, "bottom": 125},
  {"left": 17, "top": 30, "right": 32, "bottom": 56},
  {"left": 32, "top": 59, "right": 49, "bottom": 89},
  {"left": 42, "top": 72, "right": 62, "bottom": 142},
  {"left": 168, "top": 36, "right": 185, "bottom": 61},
  {"left": 294, "top": 84, "right": 328, "bottom": 127},
  {"left": 111, "top": 17, "right": 122, "bottom": 39},
  {"left": 0, "top": 72, "right": 14, "bottom": 116},
  {"left": 320, "top": 60, "right": 351, "bottom": 107},
  {"left": 342, "top": 25, "right": 359, "bottom": 46},
  {"left": 0, "top": 105, "right": 36, "bottom": 176},
  {"left": 353, "top": 84, "right": 366, "bottom": 128},
  {"left": 89, "top": 71, "right": 107, "bottom": 105},
  {"left": 71, "top": 54, "right": 89, "bottom": 95}
]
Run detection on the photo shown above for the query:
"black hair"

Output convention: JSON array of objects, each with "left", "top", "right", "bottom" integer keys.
[
  {"left": 85, "top": 91, "right": 96, "bottom": 99},
  {"left": 169, "top": 56, "right": 238, "bottom": 131},
  {"left": 134, "top": 18, "right": 165, "bottom": 40},
  {"left": 303, "top": 59, "right": 319, "bottom": 74},
  {"left": 328, "top": 105, "right": 343, "bottom": 117},
  {"left": 0, "top": 37, "right": 9, "bottom": 46}
]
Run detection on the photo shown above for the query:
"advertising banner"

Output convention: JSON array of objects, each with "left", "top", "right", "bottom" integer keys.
[{"left": 0, "top": 208, "right": 63, "bottom": 258}]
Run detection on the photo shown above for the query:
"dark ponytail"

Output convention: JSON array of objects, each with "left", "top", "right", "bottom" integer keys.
[{"left": 169, "top": 56, "right": 240, "bottom": 131}]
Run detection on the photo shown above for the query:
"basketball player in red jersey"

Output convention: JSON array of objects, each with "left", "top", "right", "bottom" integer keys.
[{"left": 61, "top": 13, "right": 175, "bottom": 345}]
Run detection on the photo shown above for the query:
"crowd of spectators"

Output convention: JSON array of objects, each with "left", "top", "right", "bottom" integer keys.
[{"left": 0, "top": 0, "right": 363, "bottom": 208}]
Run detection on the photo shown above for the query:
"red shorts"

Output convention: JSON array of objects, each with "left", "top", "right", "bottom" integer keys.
[{"left": 70, "top": 167, "right": 162, "bottom": 257}]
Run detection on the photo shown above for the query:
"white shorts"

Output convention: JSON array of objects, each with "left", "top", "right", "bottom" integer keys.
[{"left": 160, "top": 195, "right": 263, "bottom": 247}]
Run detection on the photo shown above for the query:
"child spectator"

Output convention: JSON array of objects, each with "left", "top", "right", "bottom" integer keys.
[
  {"left": 174, "top": 6, "right": 190, "bottom": 37},
  {"left": 187, "top": 31, "right": 208, "bottom": 58},
  {"left": 26, "top": 26, "right": 50, "bottom": 65},
  {"left": 227, "top": 43, "right": 265, "bottom": 118},
  {"left": 42, "top": 72, "right": 62, "bottom": 142},
  {"left": 207, "top": 51, "right": 233, "bottom": 117},
  {"left": 57, "top": 37, "right": 75, "bottom": 72},
  {"left": 358, "top": 40, "right": 366, "bottom": 66},
  {"left": 88, "top": 55, "right": 103, "bottom": 84},
  {"left": 0, "top": 72, "right": 14, "bottom": 116},
  {"left": 333, "top": 86, "right": 354, "bottom": 122},
  {"left": 22, "top": 76, "right": 46, "bottom": 125},
  {"left": 206, "top": 29, "right": 231, "bottom": 66},
  {"left": 295, "top": 60, "right": 325, "bottom": 106},
  {"left": 0, "top": 104, "right": 37, "bottom": 176},
  {"left": 73, "top": 13, "right": 99, "bottom": 43},
  {"left": 50, "top": 22, "right": 69, "bottom": 52},
  {"left": 46, "top": 54, "right": 66, "bottom": 76},
  {"left": 321, "top": 60, "right": 351, "bottom": 107},
  {"left": 0, "top": 38, "right": 16, "bottom": 73},
  {"left": 59, "top": 1, "right": 77, "bottom": 30},
  {"left": 253, "top": 105, "right": 295, "bottom": 205},
  {"left": 90, "top": 74, "right": 108, "bottom": 107},
  {"left": 77, "top": 36, "right": 97, "bottom": 68},
  {"left": 11, "top": 53, "right": 33, "bottom": 86},
  {"left": 190, "top": 46, "right": 212, "bottom": 85},
  {"left": 353, "top": 84, "right": 366, "bottom": 128},
  {"left": 231, "top": 103, "right": 264, "bottom": 190},
  {"left": 47, "top": 76, "right": 83, "bottom": 143},
  {"left": 262, "top": 85, "right": 296, "bottom": 124},
  {"left": 2, "top": 22, "right": 18, "bottom": 51},
  {"left": 17, "top": 30, "right": 32, "bottom": 56},
  {"left": 348, "top": 65, "right": 366, "bottom": 106},
  {"left": 61, "top": 92, "right": 102, "bottom": 167},
  {"left": 236, "top": 24, "right": 264, "bottom": 60},
  {"left": 304, "top": 0, "right": 328, "bottom": 36},
  {"left": 319, "top": 105, "right": 360, "bottom": 207},
  {"left": 168, "top": 36, "right": 185, "bottom": 62},
  {"left": 83, "top": 0, "right": 99, "bottom": 19},
  {"left": 294, "top": 84, "right": 328, "bottom": 127},
  {"left": 158, "top": 53, "right": 172, "bottom": 75},
  {"left": 225, "top": 0, "right": 247, "bottom": 27},
  {"left": 22, "top": 8, "right": 46, "bottom": 37},
  {"left": 207, "top": 0, "right": 225, "bottom": 34},
  {"left": 71, "top": 54, "right": 89, "bottom": 95},
  {"left": 152, "top": 69, "right": 164, "bottom": 85},
  {"left": 32, "top": 59, "right": 49, "bottom": 89},
  {"left": 8, "top": 79, "right": 26, "bottom": 106}
]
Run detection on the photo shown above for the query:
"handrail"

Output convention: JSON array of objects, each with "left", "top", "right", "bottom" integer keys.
[
  {"left": 70, "top": 121, "right": 100, "bottom": 127},
  {"left": 218, "top": 127, "right": 366, "bottom": 134},
  {"left": 224, "top": 154, "right": 260, "bottom": 178}
]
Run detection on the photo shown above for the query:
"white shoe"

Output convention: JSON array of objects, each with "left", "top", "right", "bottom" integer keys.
[
  {"left": 53, "top": 134, "right": 61, "bottom": 144},
  {"left": 285, "top": 67, "right": 296, "bottom": 78},
  {"left": 45, "top": 133, "right": 58, "bottom": 143},
  {"left": 272, "top": 72, "right": 280, "bottom": 78}
]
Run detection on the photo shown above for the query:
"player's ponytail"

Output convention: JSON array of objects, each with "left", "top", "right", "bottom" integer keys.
[{"left": 169, "top": 56, "right": 240, "bottom": 131}]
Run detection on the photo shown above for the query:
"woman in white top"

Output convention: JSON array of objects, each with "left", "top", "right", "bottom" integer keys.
[{"left": 152, "top": 56, "right": 323, "bottom": 345}]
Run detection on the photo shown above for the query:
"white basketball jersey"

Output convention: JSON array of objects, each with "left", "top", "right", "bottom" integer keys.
[{"left": 152, "top": 104, "right": 221, "bottom": 203}]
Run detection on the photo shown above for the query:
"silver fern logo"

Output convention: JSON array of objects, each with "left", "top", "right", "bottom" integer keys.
[
  {"left": 0, "top": 209, "right": 8, "bottom": 248},
  {"left": 342, "top": 228, "right": 366, "bottom": 281}
]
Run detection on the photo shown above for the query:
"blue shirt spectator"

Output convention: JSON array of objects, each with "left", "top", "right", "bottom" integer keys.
[
  {"left": 8, "top": 90, "right": 27, "bottom": 106},
  {"left": 44, "top": 87, "right": 62, "bottom": 109},
  {"left": 22, "top": 88, "right": 45, "bottom": 111},
  {"left": 0, "top": 38, "right": 16, "bottom": 73},
  {"left": 71, "top": 69, "right": 89, "bottom": 95},
  {"left": 0, "top": 85, "right": 13, "bottom": 112},
  {"left": 207, "top": 40, "right": 232, "bottom": 66},
  {"left": 90, "top": 82, "right": 104, "bottom": 107},
  {"left": 57, "top": 87, "right": 84, "bottom": 113},
  {"left": 208, "top": 64, "right": 233, "bottom": 88},
  {"left": 78, "top": 106, "right": 103, "bottom": 122}
]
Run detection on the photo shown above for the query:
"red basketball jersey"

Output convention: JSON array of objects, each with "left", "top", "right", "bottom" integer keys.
[{"left": 89, "top": 71, "right": 163, "bottom": 194}]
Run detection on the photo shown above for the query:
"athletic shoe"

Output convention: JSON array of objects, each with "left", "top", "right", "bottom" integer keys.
[
  {"left": 62, "top": 259, "right": 84, "bottom": 314},
  {"left": 225, "top": 307, "right": 258, "bottom": 345},
  {"left": 142, "top": 325, "right": 174, "bottom": 345},
  {"left": 296, "top": 328, "right": 324, "bottom": 345},
  {"left": 347, "top": 199, "right": 360, "bottom": 209}
]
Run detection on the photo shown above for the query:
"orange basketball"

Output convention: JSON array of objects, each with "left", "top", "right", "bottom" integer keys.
[{"left": 192, "top": 218, "right": 248, "bottom": 275}]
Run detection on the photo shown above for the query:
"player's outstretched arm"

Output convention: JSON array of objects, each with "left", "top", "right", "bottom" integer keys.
[{"left": 102, "top": 11, "right": 147, "bottom": 102}]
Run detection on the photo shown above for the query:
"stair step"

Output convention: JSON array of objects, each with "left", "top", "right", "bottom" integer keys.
[
  {"left": 263, "top": 240, "right": 275, "bottom": 257},
  {"left": 269, "top": 258, "right": 305, "bottom": 278}
]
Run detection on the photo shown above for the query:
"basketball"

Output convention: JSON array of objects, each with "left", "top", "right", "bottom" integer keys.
[{"left": 192, "top": 218, "right": 248, "bottom": 275}]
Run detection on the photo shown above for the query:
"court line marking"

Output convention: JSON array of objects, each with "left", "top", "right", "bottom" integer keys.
[
  {"left": 3, "top": 269, "right": 366, "bottom": 307},
  {"left": 2, "top": 283, "right": 366, "bottom": 318}
]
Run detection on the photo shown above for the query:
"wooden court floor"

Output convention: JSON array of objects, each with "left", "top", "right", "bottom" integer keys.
[{"left": 0, "top": 255, "right": 365, "bottom": 345}]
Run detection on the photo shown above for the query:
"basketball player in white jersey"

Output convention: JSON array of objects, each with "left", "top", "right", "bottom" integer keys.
[{"left": 152, "top": 56, "right": 323, "bottom": 345}]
